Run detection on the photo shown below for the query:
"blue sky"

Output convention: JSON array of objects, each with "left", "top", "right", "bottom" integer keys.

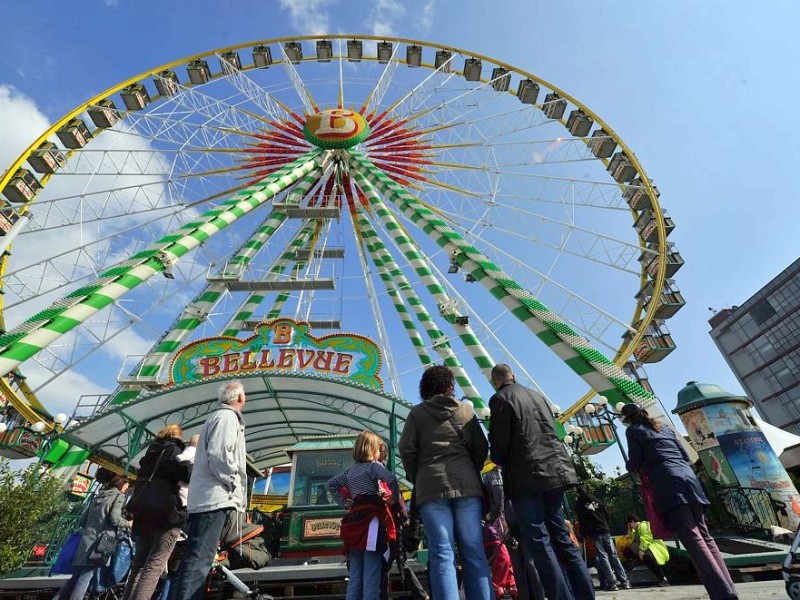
[{"left": 1, "top": 0, "right": 799, "bottom": 471}]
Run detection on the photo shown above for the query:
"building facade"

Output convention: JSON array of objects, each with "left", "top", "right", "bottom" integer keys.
[{"left": 709, "top": 258, "right": 800, "bottom": 434}]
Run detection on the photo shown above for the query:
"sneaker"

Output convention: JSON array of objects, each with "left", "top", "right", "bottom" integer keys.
[
  {"left": 621, "top": 582, "right": 632, "bottom": 589},
  {"left": 605, "top": 585, "right": 619, "bottom": 592},
  {"left": 657, "top": 578, "right": 670, "bottom": 587}
]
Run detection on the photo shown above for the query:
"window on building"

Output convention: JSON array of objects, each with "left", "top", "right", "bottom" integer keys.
[{"left": 750, "top": 298, "right": 777, "bottom": 326}]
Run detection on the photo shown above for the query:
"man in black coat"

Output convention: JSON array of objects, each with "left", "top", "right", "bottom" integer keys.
[{"left": 488, "top": 364, "right": 594, "bottom": 600}]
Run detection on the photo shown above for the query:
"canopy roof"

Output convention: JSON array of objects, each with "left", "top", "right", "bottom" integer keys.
[{"left": 61, "top": 374, "right": 413, "bottom": 478}]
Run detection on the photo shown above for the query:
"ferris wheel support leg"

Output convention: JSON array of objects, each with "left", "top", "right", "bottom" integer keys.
[
  {"left": 222, "top": 222, "right": 318, "bottom": 337},
  {"left": 352, "top": 175, "right": 496, "bottom": 381},
  {"left": 353, "top": 210, "right": 433, "bottom": 368},
  {"left": 348, "top": 180, "right": 484, "bottom": 408},
  {"left": 349, "top": 152, "right": 655, "bottom": 413},
  {"left": 0, "top": 152, "right": 321, "bottom": 381}
]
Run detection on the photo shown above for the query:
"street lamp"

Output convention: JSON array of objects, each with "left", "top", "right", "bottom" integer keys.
[{"left": 582, "top": 396, "right": 630, "bottom": 466}]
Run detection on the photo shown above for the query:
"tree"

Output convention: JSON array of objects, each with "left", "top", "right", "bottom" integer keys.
[{"left": 0, "top": 458, "right": 69, "bottom": 576}]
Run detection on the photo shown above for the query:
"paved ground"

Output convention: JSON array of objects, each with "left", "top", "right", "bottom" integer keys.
[{"left": 597, "top": 580, "right": 786, "bottom": 599}]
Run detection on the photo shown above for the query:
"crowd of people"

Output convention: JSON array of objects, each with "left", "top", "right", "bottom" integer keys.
[{"left": 56, "top": 369, "right": 739, "bottom": 600}]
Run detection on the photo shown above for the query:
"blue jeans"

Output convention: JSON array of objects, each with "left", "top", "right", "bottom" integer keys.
[
  {"left": 515, "top": 490, "right": 594, "bottom": 600},
  {"left": 346, "top": 549, "right": 383, "bottom": 600},
  {"left": 592, "top": 532, "right": 629, "bottom": 588},
  {"left": 419, "top": 496, "right": 492, "bottom": 600},
  {"left": 54, "top": 566, "right": 95, "bottom": 600},
  {"left": 174, "top": 509, "right": 231, "bottom": 600}
]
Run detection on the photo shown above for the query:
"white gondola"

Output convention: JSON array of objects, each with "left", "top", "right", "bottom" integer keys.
[
  {"left": 517, "top": 79, "right": 540, "bottom": 104},
  {"left": 154, "top": 70, "right": 179, "bottom": 97},
  {"left": 406, "top": 44, "right": 422, "bottom": 67},
  {"left": 463, "top": 58, "right": 481, "bottom": 82},
  {"left": 88, "top": 99, "right": 120, "bottom": 128},
  {"left": 219, "top": 51, "right": 241, "bottom": 74},
  {"left": 120, "top": 84, "right": 151, "bottom": 111},
  {"left": 491, "top": 67, "right": 511, "bottom": 91},
  {"left": 542, "top": 92, "right": 566, "bottom": 119},
  {"left": 284, "top": 42, "right": 303, "bottom": 64},
  {"left": 3, "top": 169, "right": 41, "bottom": 204},
  {"left": 28, "top": 142, "right": 65, "bottom": 174},
  {"left": 607, "top": 152, "right": 637, "bottom": 183},
  {"left": 566, "top": 109, "right": 593, "bottom": 137},
  {"left": 252, "top": 45, "right": 273, "bottom": 68},
  {"left": 347, "top": 39, "right": 363, "bottom": 62},
  {"left": 316, "top": 40, "right": 333, "bottom": 62},
  {"left": 56, "top": 118, "right": 92, "bottom": 150},
  {"left": 589, "top": 128, "right": 616, "bottom": 158},
  {"left": 187, "top": 60, "right": 211, "bottom": 85},
  {"left": 434, "top": 49, "right": 453, "bottom": 72},
  {"left": 377, "top": 41, "right": 393, "bottom": 63}
]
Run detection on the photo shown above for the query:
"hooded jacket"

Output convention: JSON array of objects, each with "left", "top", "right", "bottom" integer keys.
[
  {"left": 188, "top": 405, "right": 248, "bottom": 513},
  {"left": 489, "top": 381, "right": 578, "bottom": 497},
  {"left": 574, "top": 490, "right": 611, "bottom": 535},
  {"left": 73, "top": 487, "right": 128, "bottom": 567},
  {"left": 130, "top": 437, "right": 191, "bottom": 531},
  {"left": 399, "top": 393, "right": 488, "bottom": 506}
]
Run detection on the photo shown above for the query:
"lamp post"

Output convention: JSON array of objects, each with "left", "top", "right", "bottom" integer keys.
[
  {"left": 0, "top": 411, "right": 68, "bottom": 461},
  {"left": 580, "top": 396, "right": 630, "bottom": 466}
]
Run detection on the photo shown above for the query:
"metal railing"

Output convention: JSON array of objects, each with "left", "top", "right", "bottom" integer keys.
[{"left": 717, "top": 487, "right": 782, "bottom": 532}]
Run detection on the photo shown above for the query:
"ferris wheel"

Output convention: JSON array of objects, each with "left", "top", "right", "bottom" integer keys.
[{"left": 0, "top": 35, "right": 685, "bottom": 436}]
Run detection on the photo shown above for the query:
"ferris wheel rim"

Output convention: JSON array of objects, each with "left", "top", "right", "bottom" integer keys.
[{"left": 0, "top": 33, "right": 670, "bottom": 425}]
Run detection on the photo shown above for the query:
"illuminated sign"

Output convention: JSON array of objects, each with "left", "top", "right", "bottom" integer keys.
[{"left": 170, "top": 318, "right": 383, "bottom": 389}]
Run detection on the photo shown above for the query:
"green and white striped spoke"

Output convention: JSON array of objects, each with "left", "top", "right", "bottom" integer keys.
[
  {"left": 350, "top": 175, "right": 484, "bottom": 408},
  {"left": 353, "top": 210, "right": 433, "bottom": 368},
  {"left": 349, "top": 152, "right": 655, "bottom": 411},
  {"left": 0, "top": 151, "right": 321, "bottom": 381}
]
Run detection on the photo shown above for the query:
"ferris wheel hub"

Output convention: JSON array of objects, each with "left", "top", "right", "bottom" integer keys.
[{"left": 303, "top": 109, "right": 370, "bottom": 149}]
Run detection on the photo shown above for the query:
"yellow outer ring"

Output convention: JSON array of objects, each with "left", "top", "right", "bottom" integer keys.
[{"left": 0, "top": 34, "right": 668, "bottom": 424}]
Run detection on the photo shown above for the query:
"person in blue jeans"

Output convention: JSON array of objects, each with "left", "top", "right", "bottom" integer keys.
[
  {"left": 399, "top": 365, "right": 492, "bottom": 600},
  {"left": 327, "top": 430, "right": 401, "bottom": 600},
  {"left": 575, "top": 487, "right": 630, "bottom": 591},
  {"left": 488, "top": 364, "right": 594, "bottom": 600},
  {"left": 174, "top": 381, "right": 249, "bottom": 600}
]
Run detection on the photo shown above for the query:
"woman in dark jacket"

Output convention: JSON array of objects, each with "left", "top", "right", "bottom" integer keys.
[
  {"left": 55, "top": 470, "right": 129, "bottom": 600},
  {"left": 622, "top": 404, "right": 737, "bottom": 600},
  {"left": 122, "top": 424, "right": 191, "bottom": 600},
  {"left": 399, "top": 365, "right": 492, "bottom": 600}
]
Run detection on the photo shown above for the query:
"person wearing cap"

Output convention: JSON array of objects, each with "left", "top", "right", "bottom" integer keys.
[
  {"left": 488, "top": 364, "right": 593, "bottom": 600},
  {"left": 621, "top": 403, "right": 737, "bottom": 600}
]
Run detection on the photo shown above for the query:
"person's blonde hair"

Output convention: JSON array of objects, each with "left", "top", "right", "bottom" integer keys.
[
  {"left": 156, "top": 423, "right": 182, "bottom": 440},
  {"left": 353, "top": 431, "right": 383, "bottom": 463}
]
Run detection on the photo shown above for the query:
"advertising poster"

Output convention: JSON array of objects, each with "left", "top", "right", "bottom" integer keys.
[
  {"left": 704, "top": 403, "right": 758, "bottom": 435},
  {"left": 681, "top": 408, "right": 718, "bottom": 450},
  {"left": 698, "top": 447, "right": 738, "bottom": 487},
  {"left": 717, "top": 430, "right": 791, "bottom": 490}
]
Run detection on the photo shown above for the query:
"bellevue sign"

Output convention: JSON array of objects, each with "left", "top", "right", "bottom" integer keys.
[{"left": 170, "top": 318, "right": 383, "bottom": 389}]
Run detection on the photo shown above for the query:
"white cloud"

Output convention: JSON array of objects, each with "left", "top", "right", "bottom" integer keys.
[
  {"left": 21, "top": 359, "right": 109, "bottom": 417},
  {"left": 365, "top": 0, "right": 406, "bottom": 38},
  {"left": 417, "top": 0, "right": 435, "bottom": 32},
  {"left": 0, "top": 85, "right": 51, "bottom": 172},
  {"left": 277, "top": 0, "right": 336, "bottom": 35}
]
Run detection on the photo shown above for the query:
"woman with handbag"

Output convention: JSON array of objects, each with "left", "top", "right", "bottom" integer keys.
[
  {"left": 399, "top": 365, "right": 492, "bottom": 600},
  {"left": 622, "top": 403, "right": 738, "bottom": 600},
  {"left": 54, "top": 469, "right": 129, "bottom": 600},
  {"left": 122, "top": 424, "right": 192, "bottom": 600}
]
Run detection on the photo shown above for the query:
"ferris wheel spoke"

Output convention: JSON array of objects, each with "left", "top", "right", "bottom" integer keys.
[
  {"left": 350, "top": 152, "right": 655, "bottom": 411},
  {"left": 0, "top": 153, "right": 320, "bottom": 377},
  {"left": 442, "top": 202, "right": 645, "bottom": 274},
  {"left": 371, "top": 54, "right": 458, "bottom": 128},
  {"left": 213, "top": 53, "right": 287, "bottom": 123},
  {"left": 360, "top": 43, "right": 400, "bottom": 115},
  {"left": 278, "top": 45, "right": 318, "bottom": 115}
]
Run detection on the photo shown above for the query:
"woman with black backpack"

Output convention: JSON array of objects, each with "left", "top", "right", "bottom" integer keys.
[{"left": 122, "top": 424, "right": 192, "bottom": 600}]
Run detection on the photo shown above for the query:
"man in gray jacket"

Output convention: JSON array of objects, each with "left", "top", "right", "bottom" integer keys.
[{"left": 175, "top": 380, "right": 248, "bottom": 600}]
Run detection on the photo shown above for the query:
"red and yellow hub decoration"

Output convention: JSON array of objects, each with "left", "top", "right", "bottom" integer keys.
[{"left": 303, "top": 109, "right": 370, "bottom": 149}]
